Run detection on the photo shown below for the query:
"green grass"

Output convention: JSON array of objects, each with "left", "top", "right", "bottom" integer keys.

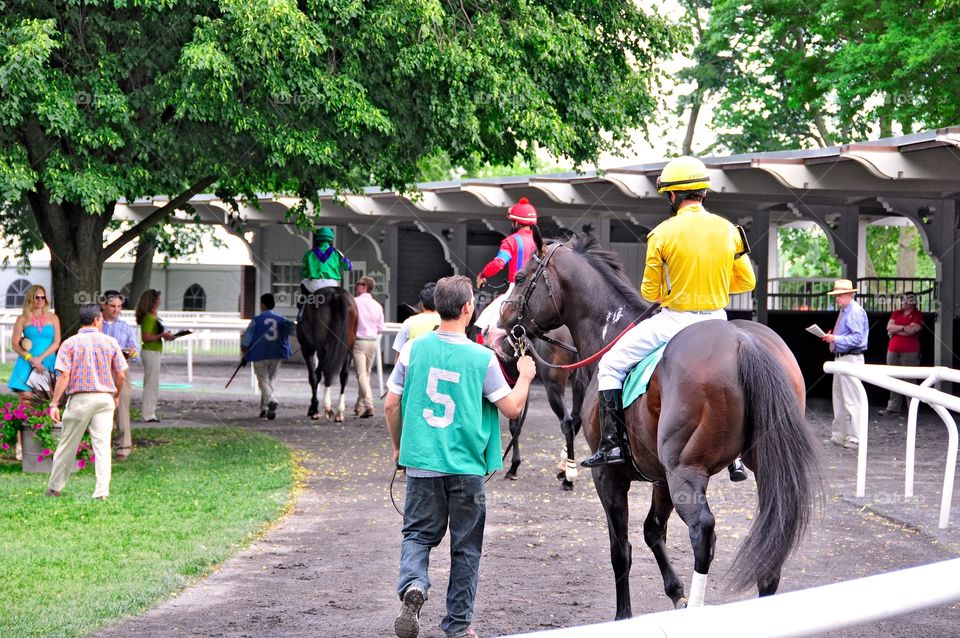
[
  {"left": 0, "top": 427, "right": 296, "bottom": 638},
  {"left": 0, "top": 361, "right": 12, "bottom": 384}
]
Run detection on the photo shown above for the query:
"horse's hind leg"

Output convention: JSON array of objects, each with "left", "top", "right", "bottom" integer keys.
[
  {"left": 334, "top": 360, "right": 349, "bottom": 423},
  {"left": 305, "top": 351, "right": 320, "bottom": 420},
  {"left": 667, "top": 467, "right": 715, "bottom": 608},
  {"left": 593, "top": 466, "right": 634, "bottom": 620},
  {"left": 643, "top": 484, "right": 686, "bottom": 608}
]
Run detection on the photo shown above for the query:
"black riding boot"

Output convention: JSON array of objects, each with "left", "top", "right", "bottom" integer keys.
[
  {"left": 728, "top": 457, "right": 748, "bottom": 482},
  {"left": 581, "top": 389, "right": 625, "bottom": 467}
]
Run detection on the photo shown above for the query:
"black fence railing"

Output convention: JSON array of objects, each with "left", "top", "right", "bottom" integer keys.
[{"left": 767, "top": 277, "right": 938, "bottom": 312}]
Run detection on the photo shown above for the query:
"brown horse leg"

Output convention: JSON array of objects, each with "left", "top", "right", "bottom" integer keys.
[
  {"left": 667, "top": 468, "right": 715, "bottom": 608},
  {"left": 593, "top": 466, "right": 633, "bottom": 620},
  {"left": 643, "top": 484, "right": 686, "bottom": 608}
]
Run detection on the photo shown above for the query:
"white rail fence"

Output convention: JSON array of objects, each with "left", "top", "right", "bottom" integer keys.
[
  {"left": 823, "top": 361, "right": 959, "bottom": 529},
  {"left": 0, "top": 312, "right": 401, "bottom": 395},
  {"left": 505, "top": 558, "right": 960, "bottom": 638}
]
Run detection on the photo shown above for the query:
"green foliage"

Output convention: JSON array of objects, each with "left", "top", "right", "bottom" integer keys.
[
  {"left": 777, "top": 227, "right": 841, "bottom": 277},
  {"left": 698, "top": 0, "right": 960, "bottom": 152},
  {"left": 866, "top": 225, "right": 937, "bottom": 278},
  {"left": 778, "top": 225, "right": 937, "bottom": 278},
  {"left": 417, "top": 149, "right": 568, "bottom": 182},
  {"left": 0, "top": 426, "right": 294, "bottom": 638},
  {"left": 1, "top": 0, "right": 681, "bottom": 209}
]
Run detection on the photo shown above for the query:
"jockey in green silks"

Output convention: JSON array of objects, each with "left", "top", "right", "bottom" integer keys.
[{"left": 302, "top": 226, "right": 352, "bottom": 293}]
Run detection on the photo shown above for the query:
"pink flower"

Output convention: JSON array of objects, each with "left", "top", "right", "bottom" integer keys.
[
  {"left": 0, "top": 443, "right": 9, "bottom": 450},
  {"left": 4, "top": 403, "right": 10, "bottom": 410},
  {"left": 3, "top": 413, "right": 11, "bottom": 421},
  {"left": 37, "top": 455, "right": 44, "bottom": 463},
  {"left": 42, "top": 448, "right": 52, "bottom": 455},
  {"left": 14, "top": 409, "right": 26, "bottom": 420},
  {"left": 76, "top": 459, "right": 86, "bottom": 469}
]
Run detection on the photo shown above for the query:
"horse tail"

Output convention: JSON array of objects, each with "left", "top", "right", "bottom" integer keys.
[{"left": 730, "top": 336, "right": 820, "bottom": 592}]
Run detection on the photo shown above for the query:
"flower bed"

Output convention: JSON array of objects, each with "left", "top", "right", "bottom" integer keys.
[{"left": 0, "top": 395, "right": 94, "bottom": 468}]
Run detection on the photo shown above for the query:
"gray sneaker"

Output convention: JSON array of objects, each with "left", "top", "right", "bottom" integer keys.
[{"left": 395, "top": 586, "right": 425, "bottom": 638}]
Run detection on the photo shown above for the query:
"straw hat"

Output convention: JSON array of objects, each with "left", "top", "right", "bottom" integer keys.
[{"left": 826, "top": 279, "right": 858, "bottom": 296}]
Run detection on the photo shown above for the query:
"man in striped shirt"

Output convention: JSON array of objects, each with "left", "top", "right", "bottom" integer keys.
[{"left": 46, "top": 304, "right": 129, "bottom": 500}]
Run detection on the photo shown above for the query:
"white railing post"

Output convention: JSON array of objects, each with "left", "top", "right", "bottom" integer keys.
[
  {"left": 824, "top": 362, "right": 960, "bottom": 529},
  {"left": 853, "top": 377, "right": 869, "bottom": 497},
  {"left": 376, "top": 334, "right": 384, "bottom": 399},
  {"left": 904, "top": 374, "right": 936, "bottom": 498},
  {"left": 186, "top": 336, "right": 193, "bottom": 383},
  {"left": 0, "top": 323, "right": 6, "bottom": 365}
]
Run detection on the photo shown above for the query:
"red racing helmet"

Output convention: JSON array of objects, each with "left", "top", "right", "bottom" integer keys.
[{"left": 507, "top": 197, "right": 537, "bottom": 225}]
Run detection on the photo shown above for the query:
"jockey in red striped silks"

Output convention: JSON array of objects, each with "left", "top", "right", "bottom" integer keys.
[{"left": 474, "top": 197, "right": 538, "bottom": 343}]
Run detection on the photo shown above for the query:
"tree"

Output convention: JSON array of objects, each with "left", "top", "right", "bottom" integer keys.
[
  {"left": 698, "top": 0, "right": 960, "bottom": 154},
  {"left": 1, "top": 1, "right": 682, "bottom": 333}
]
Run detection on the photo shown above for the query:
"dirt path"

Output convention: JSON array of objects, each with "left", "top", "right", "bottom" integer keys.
[{"left": 94, "top": 374, "right": 960, "bottom": 638}]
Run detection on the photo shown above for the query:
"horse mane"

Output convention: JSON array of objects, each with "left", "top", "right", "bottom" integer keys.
[{"left": 562, "top": 234, "right": 648, "bottom": 311}]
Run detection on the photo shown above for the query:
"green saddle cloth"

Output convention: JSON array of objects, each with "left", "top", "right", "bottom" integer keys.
[{"left": 622, "top": 343, "right": 667, "bottom": 409}]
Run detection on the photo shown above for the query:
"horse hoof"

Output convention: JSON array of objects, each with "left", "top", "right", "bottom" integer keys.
[
  {"left": 310, "top": 414, "right": 320, "bottom": 421},
  {"left": 675, "top": 598, "right": 687, "bottom": 610},
  {"left": 504, "top": 472, "right": 518, "bottom": 481},
  {"left": 556, "top": 471, "right": 567, "bottom": 481},
  {"left": 334, "top": 413, "right": 344, "bottom": 423},
  {"left": 561, "top": 481, "right": 574, "bottom": 492}
]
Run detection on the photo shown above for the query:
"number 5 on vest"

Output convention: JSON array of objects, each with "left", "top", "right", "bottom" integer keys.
[{"left": 423, "top": 368, "right": 461, "bottom": 428}]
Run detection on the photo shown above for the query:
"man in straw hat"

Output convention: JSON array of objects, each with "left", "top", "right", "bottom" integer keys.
[{"left": 823, "top": 278, "right": 869, "bottom": 449}]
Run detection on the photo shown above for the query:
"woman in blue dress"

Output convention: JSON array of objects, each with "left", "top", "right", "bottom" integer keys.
[{"left": 10, "top": 284, "right": 61, "bottom": 395}]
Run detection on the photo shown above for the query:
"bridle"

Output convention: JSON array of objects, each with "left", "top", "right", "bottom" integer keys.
[
  {"left": 504, "top": 240, "right": 661, "bottom": 371},
  {"left": 502, "top": 241, "right": 568, "bottom": 346}
]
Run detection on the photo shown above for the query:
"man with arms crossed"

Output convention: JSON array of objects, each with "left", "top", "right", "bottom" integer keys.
[{"left": 386, "top": 276, "right": 535, "bottom": 638}]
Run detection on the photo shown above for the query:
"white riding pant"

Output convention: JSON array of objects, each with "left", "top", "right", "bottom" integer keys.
[
  {"left": 301, "top": 278, "right": 339, "bottom": 293},
  {"left": 475, "top": 283, "right": 515, "bottom": 339},
  {"left": 597, "top": 307, "right": 727, "bottom": 391}
]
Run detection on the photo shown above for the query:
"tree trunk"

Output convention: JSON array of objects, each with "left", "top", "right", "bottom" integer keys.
[
  {"left": 896, "top": 225, "right": 917, "bottom": 278},
  {"left": 129, "top": 232, "right": 157, "bottom": 310},
  {"left": 26, "top": 196, "right": 111, "bottom": 338},
  {"left": 682, "top": 96, "right": 702, "bottom": 156}
]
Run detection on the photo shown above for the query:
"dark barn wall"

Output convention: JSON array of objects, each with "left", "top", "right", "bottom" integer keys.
[{"left": 765, "top": 311, "right": 937, "bottom": 402}]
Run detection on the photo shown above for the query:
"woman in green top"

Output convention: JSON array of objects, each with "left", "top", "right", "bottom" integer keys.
[{"left": 135, "top": 289, "right": 173, "bottom": 422}]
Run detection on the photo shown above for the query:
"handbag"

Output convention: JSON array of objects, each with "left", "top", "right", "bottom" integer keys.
[{"left": 25, "top": 366, "right": 53, "bottom": 395}]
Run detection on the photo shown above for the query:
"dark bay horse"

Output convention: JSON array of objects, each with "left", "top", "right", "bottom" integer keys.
[
  {"left": 499, "top": 235, "right": 819, "bottom": 618},
  {"left": 495, "top": 326, "right": 588, "bottom": 490},
  {"left": 296, "top": 287, "right": 358, "bottom": 421}
]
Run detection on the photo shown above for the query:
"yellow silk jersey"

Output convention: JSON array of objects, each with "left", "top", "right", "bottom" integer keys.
[{"left": 640, "top": 204, "right": 756, "bottom": 311}]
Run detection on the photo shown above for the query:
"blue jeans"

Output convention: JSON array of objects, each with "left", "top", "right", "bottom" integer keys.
[{"left": 397, "top": 474, "right": 486, "bottom": 637}]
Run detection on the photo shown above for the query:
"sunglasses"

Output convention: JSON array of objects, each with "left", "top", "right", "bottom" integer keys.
[{"left": 34, "top": 295, "right": 46, "bottom": 300}]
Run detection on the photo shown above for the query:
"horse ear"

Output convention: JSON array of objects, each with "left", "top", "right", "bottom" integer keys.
[{"left": 532, "top": 224, "right": 544, "bottom": 254}]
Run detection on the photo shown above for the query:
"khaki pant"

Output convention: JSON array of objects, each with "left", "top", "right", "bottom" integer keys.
[
  {"left": 141, "top": 349, "right": 161, "bottom": 420},
  {"left": 254, "top": 359, "right": 281, "bottom": 409},
  {"left": 114, "top": 375, "right": 132, "bottom": 454},
  {"left": 885, "top": 351, "right": 921, "bottom": 412},
  {"left": 47, "top": 392, "right": 115, "bottom": 498},
  {"left": 832, "top": 353, "right": 865, "bottom": 443},
  {"left": 353, "top": 338, "right": 378, "bottom": 412}
]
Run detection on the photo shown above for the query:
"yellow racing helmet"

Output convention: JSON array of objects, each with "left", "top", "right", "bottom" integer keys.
[{"left": 656, "top": 156, "right": 710, "bottom": 193}]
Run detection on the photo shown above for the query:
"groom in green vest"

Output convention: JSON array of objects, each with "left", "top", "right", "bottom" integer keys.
[{"left": 385, "top": 275, "right": 535, "bottom": 638}]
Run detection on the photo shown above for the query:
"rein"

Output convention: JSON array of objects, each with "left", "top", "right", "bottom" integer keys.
[{"left": 504, "top": 238, "right": 662, "bottom": 371}]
